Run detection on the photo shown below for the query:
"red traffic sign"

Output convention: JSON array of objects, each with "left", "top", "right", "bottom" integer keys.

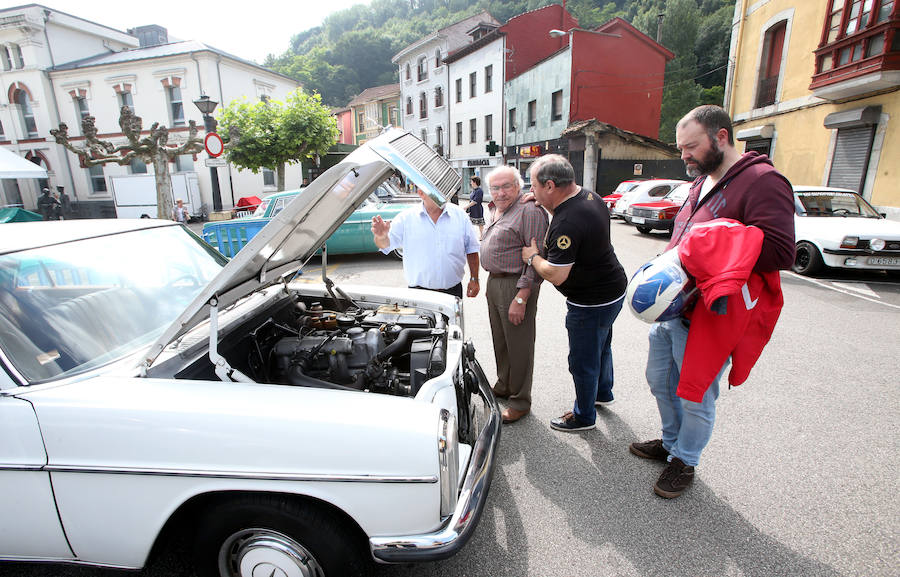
[{"left": 204, "top": 132, "right": 224, "bottom": 158}]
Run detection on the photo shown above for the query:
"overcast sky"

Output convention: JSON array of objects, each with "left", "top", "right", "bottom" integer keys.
[{"left": 1, "top": 0, "right": 374, "bottom": 63}]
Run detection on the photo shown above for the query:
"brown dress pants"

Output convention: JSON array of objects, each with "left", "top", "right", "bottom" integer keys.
[{"left": 486, "top": 274, "right": 540, "bottom": 412}]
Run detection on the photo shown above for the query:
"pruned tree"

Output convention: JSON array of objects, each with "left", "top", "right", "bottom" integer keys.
[
  {"left": 51, "top": 107, "right": 204, "bottom": 220},
  {"left": 217, "top": 89, "right": 339, "bottom": 191}
]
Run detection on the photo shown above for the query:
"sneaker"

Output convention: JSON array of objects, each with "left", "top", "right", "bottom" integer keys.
[
  {"left": 550, "top": 411, "right": 595, "bottom": 432},
  {"left": 653, "top": 457, "right": 694, "bottom": 499},
  {"left": 629, "top": 439, "right": 669, "bottom": 462},
  {"left": 595, "top": 397, "right": 616, "bottom": 407}
]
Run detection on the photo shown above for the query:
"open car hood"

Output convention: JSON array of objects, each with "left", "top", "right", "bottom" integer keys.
[{"left": 144, "top": 129, "right": 460, "bottom": 366}]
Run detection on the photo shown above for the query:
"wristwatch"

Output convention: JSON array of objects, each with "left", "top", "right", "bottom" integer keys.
[
  {"left": 527, "top": 254, "right": 536, "bottom": 267},
  {"left": 515, "top": 297, "right": 525, "bottom": 305}
]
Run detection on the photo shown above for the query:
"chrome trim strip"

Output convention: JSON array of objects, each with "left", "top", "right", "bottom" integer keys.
[
  {"left": 0, "top": 556, "right": 135, "bottom": 570},
  {"left": 40, "top": 465, "right": 436, "bottom": 484},
  {"left": 370, "top": 354, "right": 501, "bottom": 563},
  {"left": 0, "top": 463, "right": 44, "bottom": 471}
]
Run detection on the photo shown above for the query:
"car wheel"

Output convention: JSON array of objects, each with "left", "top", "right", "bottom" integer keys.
[
  {"left": 793, "top": 241, "right": 823, "bottom": 276},
  {"left": 636, "top": 225, "right": 652, "bottom": 235},
  {"left": 390, "top": 247, "right": 403, "bottom": 260},
  {"left": 193, "top": 495, "right": 370, "bottom": 577}
]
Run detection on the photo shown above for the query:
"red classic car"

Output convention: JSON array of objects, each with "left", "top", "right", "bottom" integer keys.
[
  {"left": 603, "top": 179, "right": 644, "bottom": 217},
  {"left": 627, "top": 182, "right": 691, "bottom": 234}
]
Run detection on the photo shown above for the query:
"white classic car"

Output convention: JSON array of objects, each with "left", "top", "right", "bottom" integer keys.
[
  {"left": 0, "top": 130, "right": 500, "bottom": 577},
  {"left": 792, "top": 186, "right": 900, "bottom": 276}
]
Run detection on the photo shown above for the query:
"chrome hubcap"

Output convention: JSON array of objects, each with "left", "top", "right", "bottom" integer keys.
[{"left": 219, "top": 529, "right": 325, "bottom": 577}]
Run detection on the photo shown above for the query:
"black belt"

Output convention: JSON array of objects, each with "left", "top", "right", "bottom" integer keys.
[{"left": 489, "top": 272, "right": 519, "bottom": 278}]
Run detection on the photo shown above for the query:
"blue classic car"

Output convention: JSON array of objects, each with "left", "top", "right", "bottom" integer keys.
[{"left": 203, "top": 184, "right": 418, "bottom": 258}]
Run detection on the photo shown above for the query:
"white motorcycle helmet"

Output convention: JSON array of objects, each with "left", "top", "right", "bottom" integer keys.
[{"left": 626, "top": 249, "right": 696, "bottom": 323}]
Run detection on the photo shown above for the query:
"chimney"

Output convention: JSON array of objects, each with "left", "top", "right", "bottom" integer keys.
[{"left": 128, "top": 25, "right": 168, "bottom": 48}]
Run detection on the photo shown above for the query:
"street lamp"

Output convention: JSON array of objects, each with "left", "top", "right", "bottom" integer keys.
[{"left": 193, "top": 94, "right": 222, "bottom": 212}]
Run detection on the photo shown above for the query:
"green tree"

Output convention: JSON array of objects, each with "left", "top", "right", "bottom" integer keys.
[{"left": 217, "top": 90, "right": 339, "bottom": 191}]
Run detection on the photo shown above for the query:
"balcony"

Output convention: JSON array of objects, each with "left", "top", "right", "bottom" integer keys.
[{"left": 810, "top": 19, "right": 900, "bottom": 101}]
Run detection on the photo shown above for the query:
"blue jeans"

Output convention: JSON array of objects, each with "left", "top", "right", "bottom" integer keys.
[
  {"left": 565, "top": 298, "right": 623, "bottom": 425},
  {"left": 646, "top": 319, "right": 726, "bottom": 467}
]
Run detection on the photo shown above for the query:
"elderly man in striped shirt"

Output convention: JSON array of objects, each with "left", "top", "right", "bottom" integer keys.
[{"left": 480, "top": 166, "right": 549, "bottom": 424}]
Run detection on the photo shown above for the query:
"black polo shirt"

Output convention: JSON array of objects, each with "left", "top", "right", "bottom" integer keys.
[{"left": 544, "top": 188, "right": 627, "bottom": 305}]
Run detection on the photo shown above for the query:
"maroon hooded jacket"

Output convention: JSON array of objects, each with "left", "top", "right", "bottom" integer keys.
[{"left": 667, "top": 151, "right": 795, "bottom": 272}]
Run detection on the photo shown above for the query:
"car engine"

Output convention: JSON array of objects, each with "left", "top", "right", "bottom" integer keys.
[{"left": 245, "top": 300, "right": 448, "bottom": 398}]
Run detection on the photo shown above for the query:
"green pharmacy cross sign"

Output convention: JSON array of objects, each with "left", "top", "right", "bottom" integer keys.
[{"left": 485, "top": 140, "right": 500, "bottom": 156}]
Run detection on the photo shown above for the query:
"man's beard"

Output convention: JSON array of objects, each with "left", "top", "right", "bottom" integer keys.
[{"left": 684, "top": 140, "right": 724, "bottom": 178}]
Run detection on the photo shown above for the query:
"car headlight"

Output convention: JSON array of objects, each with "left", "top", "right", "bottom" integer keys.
[
  {"left": 870, "top": 238, "right": 886, "bottom": 251},
  {"left": 840, "top": 236, "right": 859, "bottom": 248},
  {"left": 438, "top": 408, "right": 459, "bottom": 518}
]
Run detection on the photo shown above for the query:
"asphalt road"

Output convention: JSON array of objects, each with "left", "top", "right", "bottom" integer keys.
[{"left": 2, "top": 220, "right": 898, "bottom": 577}]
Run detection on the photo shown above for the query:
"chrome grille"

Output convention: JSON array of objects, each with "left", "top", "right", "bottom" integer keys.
[{"left": 389, "top": 132, "right": 461, "bottom": 199}]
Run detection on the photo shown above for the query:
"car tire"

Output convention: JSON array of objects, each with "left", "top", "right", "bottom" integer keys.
[
  {"left": 193, "top": 495, "right": 370, "bottom": 577},
  {"left": 636, "top": 225, "right": 652, "bottom": 235},
  {"left": 793, "top": 241, "right": 823, "bottom": 276}
]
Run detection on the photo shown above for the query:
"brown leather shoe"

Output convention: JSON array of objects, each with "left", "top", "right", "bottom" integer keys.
[{"left": 501, "top": 407, "right": 529, "bottom": 424}]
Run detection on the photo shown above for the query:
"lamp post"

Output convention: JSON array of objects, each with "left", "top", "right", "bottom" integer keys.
[{"left": 193, "top": 94, "right": 222, "bottom": 212}]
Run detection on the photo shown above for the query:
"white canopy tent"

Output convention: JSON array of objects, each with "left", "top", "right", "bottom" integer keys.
[{"left": 0, "top": 147, "right": 47, "bottom": 179}]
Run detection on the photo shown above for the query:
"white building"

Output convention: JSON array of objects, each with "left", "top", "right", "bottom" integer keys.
[
  {"left": 392, "top": 11, "right": 498, "bottom": 168},
  {"left": 443, "top": 23, "right": 505, "bottom": 195},
  {"left": 0, "top": 5, "right": 300, "bottom": 217}
]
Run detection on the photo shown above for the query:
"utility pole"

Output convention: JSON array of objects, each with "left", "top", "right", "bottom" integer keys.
[{"left": 657, "top": 13, "right": 665, "bottom": 44}]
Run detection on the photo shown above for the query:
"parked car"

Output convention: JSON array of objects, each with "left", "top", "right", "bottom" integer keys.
[
  {"left": 792, "top": 185, "right": 900, "bottom": 275},
  {"left": 614, "top": 179, "right": 687, "bottom": 221},
  {"left": 603, "top": 179, "right": 645, "bottom": 217},
  {"left": 0, "top": 129, "right": 499, "bottom": 577},
  {"left": 203, "top": 184, "right": 418, "bottom": 258},
  {"left": 627, "top": 182, "right": 691, "bottom": 234}
]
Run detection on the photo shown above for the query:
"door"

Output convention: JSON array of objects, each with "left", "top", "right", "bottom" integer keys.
[{"left": 0, "top": 395, "right": 72, "bottom": 558}]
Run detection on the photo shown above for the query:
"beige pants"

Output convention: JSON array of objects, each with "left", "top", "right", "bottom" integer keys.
[{"left": 486, "top": 274, "right": 540, "bottom": 411}]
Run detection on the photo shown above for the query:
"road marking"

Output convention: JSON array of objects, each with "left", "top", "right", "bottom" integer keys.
[
  {"left": 831, "top": 282, "right": 880, "bottom": 298},
  {"left": 293, "top": 263, "right": 340, "bottom": 282},
  {"left": 788, "top": 273, "right": 900, "bottom": 310}
]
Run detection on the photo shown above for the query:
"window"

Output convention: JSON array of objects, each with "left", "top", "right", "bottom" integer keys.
[
  {"left": 814, "top": 0, "right": 895, "bottom": 79},
  {"left": 828, "top": 125, "right": 876, "bottom": 193},
  {"left": 456, "top": 121, "right": 462, "bottom": 146},
  {"left": 389, "top": 106, "right": 399, "bottom": 126},
  {"left": 88, "top": 165, "right": 106, "bottom": 193},
  {"left": 75, "top": 96, "right": 90, "bottom": 122},
  {"left": 263, "top": 168, "right": 275, "bottom": 187},
  {"left": 130, "top": 158, "right": 148, "bottom": 174},
  {"left": 167, "top": 85, "right": 185, "bottom": 126},
  {"left": 744, "top": 138, "right": 772, "bottom": 157},
  {"left": 527, "top": 100, "right": 537, "bottom": 127},
  {"left": 484, "top": 114, "right": 492, "bottom": 141},
  {"left": 12, "top": 44, "right": 24, "bottom": 68},
  {"left": 417, "top": 56, "right": 428, "bottom": 81},
  {"left": 551, "top": 90, "right": 563, "bottom": 121},
  {"left": 357, "top": 110, "right": 366, "bottom": 132},
  {"left": 119, "top": 91, "right": 134, "bottom": 114},
  {"left": 405, "top": 63, "right": 411, "bottom": 80},
  {"left": 14, "top": 89, "right": 37, "bottom": 138},
  {"left": 484, "top": 65, "right": 493, "bottom": 93},
  {"left": 845, "top": 0, "right": 874, "bottom": 35},
  {"left": 435, "top": 86, "right": 443, "bottom": 108},
  {"left": 469, "top": 72, "right": 477, "bottom": 98},
  {"left": 0, "top": 120, "right": 5, "bottom": 140},
  {"left": 1, "top": 46, "right": 10, "bottom": 71},
  {"left": 419, "top": 92, "right": 427, "bottom": 119},
  {"left": 469, "top": 118, "right": 477, "bottom": 143},
  {"left": 406, "top": 97, "right": 413, "bottom": 115},
  {"left": 436, "top": 126, "right": 443, "bottom": 149},
  {"left": 455, "top": 78, "right": 462, "bottom": 103},
  {"left": 175, "top": 154, "right": 193, "bottom": 172},
  {"left": 508, "top": 108, "right": 517, "bottom": 132},
  {"left": 756, "top": 21, "right": 786, "bottom": 108},
  {"left": 421, "top": 129, "right": 427, "bottom": 145},
  {"left": 434, "top": 48, "right": 442, "bottom": 68}
]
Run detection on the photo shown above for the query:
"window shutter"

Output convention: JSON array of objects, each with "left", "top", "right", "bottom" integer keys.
[{"left": 827, "top": 125, "right": 875, "bottom": 192}]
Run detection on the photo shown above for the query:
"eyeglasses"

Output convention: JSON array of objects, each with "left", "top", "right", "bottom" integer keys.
[{"left": 488, "top": 182, "right": 516, "bottom": 192}]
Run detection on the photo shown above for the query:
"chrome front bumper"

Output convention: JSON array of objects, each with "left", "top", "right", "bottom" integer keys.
[{"left": 369, "top": 356, "right": 501, "bottom": 563}]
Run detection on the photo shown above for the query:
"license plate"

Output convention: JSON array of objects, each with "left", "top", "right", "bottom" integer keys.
[
  {"left": 631, "top": 216, "right": 645, "bottom": 224},
  {"left": 867, "top": 256, "right": 900, "bottom": 266}
]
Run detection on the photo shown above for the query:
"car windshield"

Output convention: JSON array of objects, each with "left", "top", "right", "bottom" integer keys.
[
  {"left": 667, "top": 184, "right": 691, "bottom": 204},
  {"left": 252, "top": 199, "right": 270, "bottom": 217},
  {"left": 794, "top": 191, "right": 882, "bottom": 218},
  {"left": 0, "top": 226, "right": 227, "bottom": 383}
]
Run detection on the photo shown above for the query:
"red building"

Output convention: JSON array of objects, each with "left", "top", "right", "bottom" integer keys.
[{"left": 332, "top": 107, "right": 354, "bottom": 145}]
